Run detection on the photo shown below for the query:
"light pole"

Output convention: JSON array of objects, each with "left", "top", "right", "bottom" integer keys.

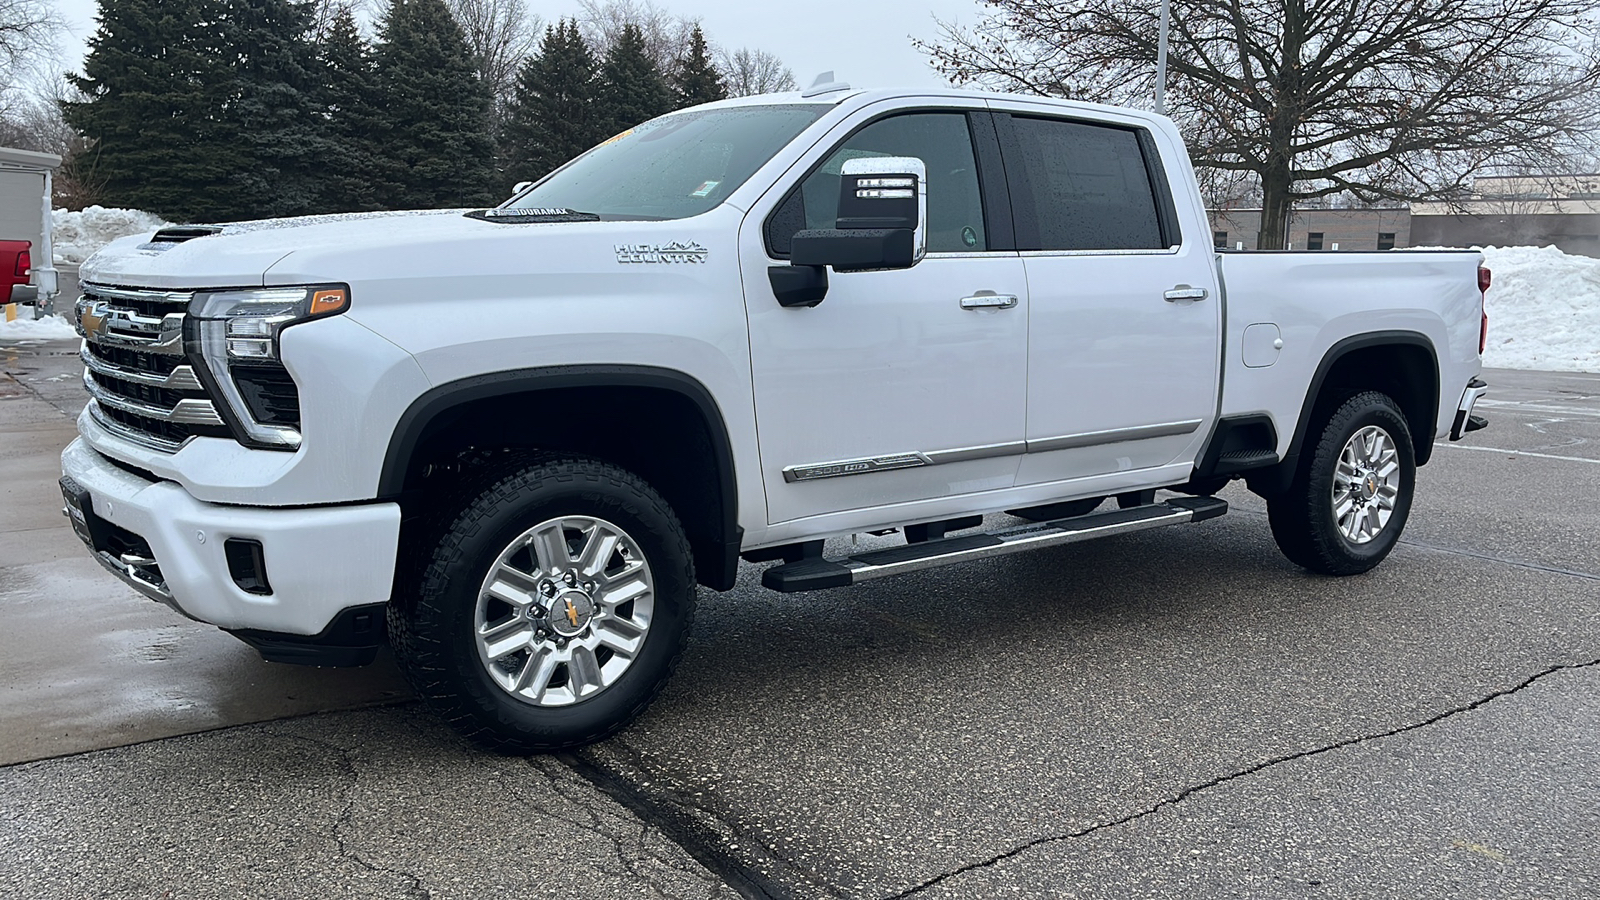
[{"left": 1155, "top": 0, "right": 1172, "bottom": 114}]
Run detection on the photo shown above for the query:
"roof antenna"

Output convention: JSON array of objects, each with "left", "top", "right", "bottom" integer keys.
[{"left": 801, "top": 71, "right": 851, "bottom": 98}]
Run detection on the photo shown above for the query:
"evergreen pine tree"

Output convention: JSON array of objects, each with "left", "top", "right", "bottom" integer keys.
[
  {"left": 223, "top": 0, "right": 332, "bottom": 218},
  {"left": 318, "top": 6, "right": 386, "bottom": 212},
  {"left": 502, "top": 20, "right": 604, "bottom": 182},
  {"left": 596, "top": 23, "right": 673, "bottom": 136},
  {"left": 670, "top": 26, "right": 725, "bottom": 109},
  {"left": 373, "top": 0, "right": 498, "bottom": 209},
  {"left": 63, "top": 0, "right": 251, "bottom": 221}
]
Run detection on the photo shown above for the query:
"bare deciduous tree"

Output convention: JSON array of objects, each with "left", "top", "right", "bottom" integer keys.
[
  {"left": 0, "top": 0, "right": 57, "bottom": 92},
  {"left": 448, "top": 0, "right": 542, "bottom": 113},
  {"left": 716, "top": 46, "right": 796, "bottom": 97},
  {"left": 921, "top": 0, "right": 1600, "bottom": 249},
  {"left": 577, "top": 0, "right": 697, "bottom": 73}
]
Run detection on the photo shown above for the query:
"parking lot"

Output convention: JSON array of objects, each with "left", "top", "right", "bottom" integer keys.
[{"left": 2, "top": 334, "right": 1597, "bottom": 899}]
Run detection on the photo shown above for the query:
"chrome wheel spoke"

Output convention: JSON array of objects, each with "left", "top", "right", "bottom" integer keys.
[
  {"left": 598, "top": 571, "right": 650, "bottom": 608},
  {"left": 530, "top": 520, "right": 574, "bottom": 573},
  {"left": 577, "top": 530, "right": 620, "bottom": 579},
  {"left": 513, "top": 645, "right": 560, "bottom": 700},
  {"left": 595, "top": 617, "right": 646, "bottom": 656},
  {"left": 480, "top": 618, "right": 533, "bottom": 660},
  {"left": 568, "top": 645, "right": 603, "bottom": 697}
]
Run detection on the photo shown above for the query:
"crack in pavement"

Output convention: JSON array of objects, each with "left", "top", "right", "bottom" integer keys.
[
  {"left": 284, "top": 732, "right": 434, "bottom": 900},
  {"left": 562, "top": 743, "right": 842, "bottom": 900},
  {"left": 885, "top": 657, "right": 1600, "bottom": 899},
  {"left": 523, "top": 754, "right": 729, "bottom": 899}
]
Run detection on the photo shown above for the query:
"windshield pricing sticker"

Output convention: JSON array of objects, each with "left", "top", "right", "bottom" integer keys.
[{"left": 691, "top": 180, "right": 720, "bottom": 198}]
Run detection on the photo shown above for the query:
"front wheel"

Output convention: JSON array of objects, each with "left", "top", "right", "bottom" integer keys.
[
  {"left": 1268, "top": 391, "right": 1416, "bottom": 575},
  {"left": 390, "top": 456, "right": 696, "bottom": 753}
]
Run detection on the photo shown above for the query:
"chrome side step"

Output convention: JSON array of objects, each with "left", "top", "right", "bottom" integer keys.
[{"left": 761, "top": 496, "right": 1228, "bottom": 593}]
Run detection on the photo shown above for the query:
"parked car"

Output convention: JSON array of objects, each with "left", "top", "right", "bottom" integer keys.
[
  {"left": 61, "top": 86, "right": 1490, "bottom": 752},
  {"left": 1, "top": 239, "right": 34, "bottom": 304}
]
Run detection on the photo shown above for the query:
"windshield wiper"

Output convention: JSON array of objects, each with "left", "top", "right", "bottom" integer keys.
[{"left": 465, "top": 207, "right": 602, "bottom": 224}]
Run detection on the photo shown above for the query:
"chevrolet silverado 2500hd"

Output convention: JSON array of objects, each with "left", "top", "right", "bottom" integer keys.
[{"left": 61, "top": 86, "right": 1491, "bottom": 751}]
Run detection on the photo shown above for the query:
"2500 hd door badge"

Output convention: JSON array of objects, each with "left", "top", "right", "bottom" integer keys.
[{"left": 616, "top": 242, "right": 709, "bottom": 264}]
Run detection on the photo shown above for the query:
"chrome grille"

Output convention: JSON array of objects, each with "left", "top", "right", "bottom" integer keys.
[{"left": 76, "top": 283, "right": 230, "bottom": 452}]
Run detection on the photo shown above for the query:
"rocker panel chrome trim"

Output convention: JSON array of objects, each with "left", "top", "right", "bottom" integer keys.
[{"left": 781, "top": 421, "right": 1203, "bottom": 483}]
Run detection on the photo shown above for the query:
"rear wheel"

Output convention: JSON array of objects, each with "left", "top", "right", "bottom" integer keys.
[
  {"left": 1268, "top": 391, "right": 1415, "bottom": 575},
  {"left": 390, "top": 456, "right": 695, "bottom": 752}
]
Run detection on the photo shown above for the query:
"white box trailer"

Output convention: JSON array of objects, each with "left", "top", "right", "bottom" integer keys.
[{"left": 0, "top": 146, "right": 62, "bottom": 314}]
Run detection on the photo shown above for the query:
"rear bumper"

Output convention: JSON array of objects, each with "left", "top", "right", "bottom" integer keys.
[
  {"left": 60, "top": 438, "right": 401, "bottom": 638},
  {"left": 1450, "top": 377, "right": 1490, "bottom": 441}
]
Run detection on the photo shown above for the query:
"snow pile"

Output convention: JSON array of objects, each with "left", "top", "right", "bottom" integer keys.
[
  {"left": 0, "top": 313, "right": 78, "bottom": 341},
  {"left": 52, "top": 206, "right": 169, "bottom": 265},
  {"left": 1477, "top": 246, "right": 1600, "bottom": 373}
]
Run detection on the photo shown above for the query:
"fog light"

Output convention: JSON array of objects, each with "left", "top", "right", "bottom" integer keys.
[{"left": 224, "top": 538, "right": 273, "bottom": 595}]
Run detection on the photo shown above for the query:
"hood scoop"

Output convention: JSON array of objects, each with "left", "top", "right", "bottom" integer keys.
[
  {"left": 465, "top": 207, "right": 601, "bottom": 224},
  {"left": 149, "top": 225, "right": 224, "bottom": 244}
]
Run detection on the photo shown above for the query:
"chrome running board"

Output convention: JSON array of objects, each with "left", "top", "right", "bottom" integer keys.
[{"left": 761, "top": 496, "right": 1228, "bottom": 593}]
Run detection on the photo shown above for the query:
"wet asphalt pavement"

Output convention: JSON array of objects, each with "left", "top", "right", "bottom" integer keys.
[{"left": 2, "top": 335, "right": 1597, "bottom": 899}]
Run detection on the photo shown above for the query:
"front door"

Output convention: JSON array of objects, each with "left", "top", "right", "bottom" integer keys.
[{"left": 740, "top": 108, "right": 1029, "bottom": 529}]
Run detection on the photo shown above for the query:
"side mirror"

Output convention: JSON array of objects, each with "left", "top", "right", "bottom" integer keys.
[
  {"left": 771, "top": 156, "right": 928, "bottom": 305},
  {"left": 770, "top": 156, "right": 927, "bottom": 308},
  {"left": 793, "top": 156, "right": 926, "bottom": 272}
]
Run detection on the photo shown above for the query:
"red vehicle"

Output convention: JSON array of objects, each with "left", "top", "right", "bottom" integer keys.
[{"left": 1, "top": 239, "right": 34, "bottom": 304}]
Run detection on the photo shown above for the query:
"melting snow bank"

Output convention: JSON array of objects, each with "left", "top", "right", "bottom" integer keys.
[
  {"left": 52, "top": 206, "right": 169, "bottom": 265},
  {"left": 1478, "top": 246, "right": 1600, "bottom": 373},
  {"left": 0, "top": 314, "right": 79, "bottom": 340}
]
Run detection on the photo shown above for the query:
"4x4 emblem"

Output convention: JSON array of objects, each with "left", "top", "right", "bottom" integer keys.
[{"left": 616, "top": 242, "right": 708, "bottom": 264}]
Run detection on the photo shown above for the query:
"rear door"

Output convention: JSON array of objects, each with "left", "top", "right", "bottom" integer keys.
[
  {"left": 740, "top": 104, "right": 1030, "bottom": 528},
  {"left": 992, "top": 108, "right": 1221, "bottom": 486}
]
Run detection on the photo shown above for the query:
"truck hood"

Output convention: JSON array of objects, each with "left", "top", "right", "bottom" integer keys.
[{"left": 79, "top": 210, "right": 487, "bottom": 289}]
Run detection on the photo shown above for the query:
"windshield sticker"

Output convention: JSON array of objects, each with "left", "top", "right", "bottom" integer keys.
[
  {"left": 690, "top": 180, "right": 720, "bottom": 198},
  {"left": 616, "top": 242, "right": 709, "bottom": 264},
  {"left": 598, "top": 129, "right": 633, "bottom": 147}
]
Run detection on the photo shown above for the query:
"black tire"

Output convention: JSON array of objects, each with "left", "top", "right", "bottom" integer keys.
[
  {"left": 389, "top": 456, "right": 696, "bottom": 753},
  {"left": 1267, "top": 391, "right": 1416, "bottom": 575}
]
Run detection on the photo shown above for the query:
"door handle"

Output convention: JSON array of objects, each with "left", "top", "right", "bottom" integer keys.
[
  {"left": 959, "top": 292, "right": 1019, "bottom": 310},
  {"left": 1164, "top": 285, "right": 1209, "bottom": 302}
]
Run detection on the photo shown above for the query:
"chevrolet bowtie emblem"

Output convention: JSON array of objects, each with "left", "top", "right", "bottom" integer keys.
[{"left": 565, "top": 599, "right": 580, "bottom": 628}]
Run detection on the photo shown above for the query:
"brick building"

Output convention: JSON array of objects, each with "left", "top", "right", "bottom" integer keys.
[
  {"left": 1410, "top": 175, "right": 1600, "bottom": 258},
  {"left": 1207, "top": 208, "right": 1412, "bottom": 251}
]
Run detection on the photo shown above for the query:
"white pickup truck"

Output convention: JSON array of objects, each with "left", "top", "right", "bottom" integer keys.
[{"left": 62, "top": 85, "right": 1490, "bottom": 751}]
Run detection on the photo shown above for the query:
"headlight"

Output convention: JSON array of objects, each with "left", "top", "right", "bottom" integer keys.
[{"left": 187, "top": 285, "right": 349, "bottom": 449}]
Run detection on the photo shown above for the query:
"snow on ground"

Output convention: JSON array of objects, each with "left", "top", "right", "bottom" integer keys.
[
  {"left": 51, "top": 206, "right": 168, "bottom": 265},
  {"left": 0, "top": 313, "right": 78, "bottom": 341},
  {"left": 1477, "top": 246, "right": 1600, "bottom": 373}
]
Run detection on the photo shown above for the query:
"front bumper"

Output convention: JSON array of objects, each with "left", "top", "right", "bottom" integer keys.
[
  {"left": 1450, "top": 377, "right": 1490, "bottom": 441},
  {"left": 60, "top": 438, "right": 401, "bottom": 637}
]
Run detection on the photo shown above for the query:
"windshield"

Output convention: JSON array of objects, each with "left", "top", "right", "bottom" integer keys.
[{"left": 506, "top": 104, "right": 827, "bottom": 221}]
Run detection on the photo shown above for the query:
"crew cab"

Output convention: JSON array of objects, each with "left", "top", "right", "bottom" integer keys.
[{"left": 61, "top": 86, "right": 1490, "bottom": 751}]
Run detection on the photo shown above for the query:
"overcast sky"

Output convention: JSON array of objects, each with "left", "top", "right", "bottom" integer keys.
[{"left": 48, "top": 0, "right": 987, "bottom": 90}]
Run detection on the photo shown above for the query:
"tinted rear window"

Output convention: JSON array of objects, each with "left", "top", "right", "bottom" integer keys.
[{"left": 1009, "top": 117, "right": 1165, "bottom": 251}]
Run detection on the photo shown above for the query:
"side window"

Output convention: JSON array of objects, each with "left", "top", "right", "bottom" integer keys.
[
  {"left": 770, "top": 113, "right": 988, "bottom": 255},
  {"left": 1008, "top": 117, "right": 1165, "bottom": 251}
]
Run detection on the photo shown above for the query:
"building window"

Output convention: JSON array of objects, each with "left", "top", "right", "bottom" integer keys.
[
  {"left": 1307, "top": 232, "right": 1324, "bottom": 251},
  {"left": 1213, "top": 230, "right": 1228, "bottom": 249},
  {"left": 1377, "top": 232, "right": 1396, "bottom": 250}
]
